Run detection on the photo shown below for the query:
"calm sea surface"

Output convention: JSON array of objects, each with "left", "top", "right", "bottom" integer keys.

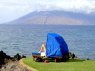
[{"left": 0, "top": 24, "right": 95, "bottom": 59}]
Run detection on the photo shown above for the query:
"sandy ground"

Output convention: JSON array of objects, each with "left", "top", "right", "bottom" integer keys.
[
  {"left": 0, "top": 61, "right": 32, "bottom": 71},
  {"left": 19, "top": 59, "right": 38, "bottom": 71}
]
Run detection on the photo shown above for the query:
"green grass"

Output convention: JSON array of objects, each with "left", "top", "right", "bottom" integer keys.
[{"left": 23, "top": 58, "right": 95, "bottom": 71}]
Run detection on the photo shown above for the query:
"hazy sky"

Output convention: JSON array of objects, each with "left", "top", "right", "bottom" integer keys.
[{"left": 0, "top": 0, "right": 95, "bottom": 24}]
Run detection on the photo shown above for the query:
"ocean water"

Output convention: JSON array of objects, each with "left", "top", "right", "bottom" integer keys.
[{"left": 0, "top": 24, "right": 95, "bottom": 59}]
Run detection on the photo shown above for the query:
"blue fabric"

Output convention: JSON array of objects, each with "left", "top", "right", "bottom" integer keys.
[
  {"left": 46, "top": 33, "right": 69, "bottom": 58},
  {"left": 32, "top": 52, "right": 40, "bottom": 55}
]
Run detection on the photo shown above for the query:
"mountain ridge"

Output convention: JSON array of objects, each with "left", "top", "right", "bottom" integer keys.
[{"left": 8, "top": 10, "right": 95, "bottom": 25}]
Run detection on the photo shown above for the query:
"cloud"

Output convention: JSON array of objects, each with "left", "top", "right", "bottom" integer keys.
[
  {"left": 0, "top": 0, "right": 95, "bottom": 23},
  {"left": 0, "top": 0, "right": 95, "bottom": 12},
  {"left": 0, "top": 0, "right": 95, "bottom": 13},
  {"left": 0, "top": 0, "right": 33, "bottom": 23},
  {"left": 28, "top": 0, "right": 95, "bottom": 14}
]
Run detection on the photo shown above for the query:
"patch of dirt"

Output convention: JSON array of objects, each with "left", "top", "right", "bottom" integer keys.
[{"left": 0, "top": 61, "right": 31, "bottom": 71}]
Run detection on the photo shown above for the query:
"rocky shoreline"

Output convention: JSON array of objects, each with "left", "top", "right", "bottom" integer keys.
[
  {"left": 0, "top": 61, "right": 31, "bottom": 71},
  {"left": 0, "top": 51, "right": 31, "bottom": 71}
]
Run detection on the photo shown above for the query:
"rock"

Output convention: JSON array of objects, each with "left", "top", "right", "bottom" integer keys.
[
  {"left": 0, "top": 50, "right": 27, "bottom": 71},
  {"left": 69, "top": 52, "right": 76, "bottom": 59},
  {"left": 0, "top": 50, "right": 13, "bottom": 67},
  {"left": 14, "top": 53, "right": 22, "bottom": 61}
]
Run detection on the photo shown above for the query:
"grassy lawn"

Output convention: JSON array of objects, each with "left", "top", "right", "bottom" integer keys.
[{"left": 23, "top": 58, "right": 95, "bottom": 71}]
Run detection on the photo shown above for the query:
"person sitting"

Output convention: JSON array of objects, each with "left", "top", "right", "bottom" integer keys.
[
  {"left": 32, "top": 42, "right": 46, "bottom": 61},
  {"left": 39, "top": 42, "right": 46, "bottom": 57}
]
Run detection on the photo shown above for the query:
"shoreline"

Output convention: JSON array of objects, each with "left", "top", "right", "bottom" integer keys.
[
  {"left": 0, "top": 50, "right": 93, "bottom": 71},
  {"left": 0, "top": 50, "right": 31, "bottom": 71},
  {"left": 0, "top": 60, "right": 31, "bottom": 71}
]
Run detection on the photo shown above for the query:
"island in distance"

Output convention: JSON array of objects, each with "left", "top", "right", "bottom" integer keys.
[{"left": 8, "top": 10, "right": 95, "bottom": 25}]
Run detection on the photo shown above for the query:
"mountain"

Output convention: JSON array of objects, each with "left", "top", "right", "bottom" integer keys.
[{"left": 8, "top": 10, "right": 95, "bottom": 25}]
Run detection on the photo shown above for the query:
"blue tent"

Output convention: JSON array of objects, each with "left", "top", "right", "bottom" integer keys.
[{"left": 46, "top": 33, "right": 69, "bottom": 58}]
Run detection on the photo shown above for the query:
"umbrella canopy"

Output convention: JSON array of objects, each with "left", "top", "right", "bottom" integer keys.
[{"left": 46, "top": 33, "right": 69, "bottom": 58}]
